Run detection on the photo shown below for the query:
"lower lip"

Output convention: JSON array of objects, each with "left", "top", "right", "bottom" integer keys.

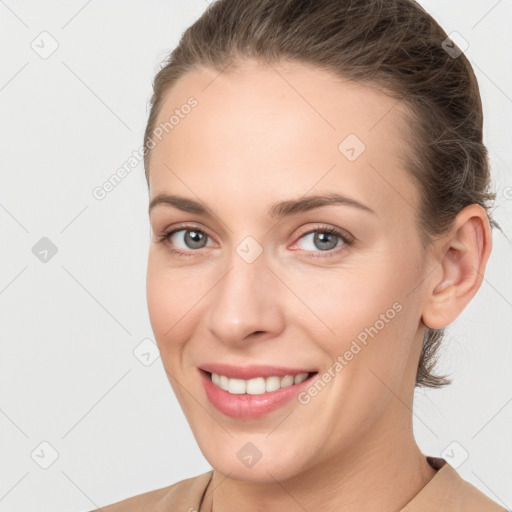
[{"left": 199, "top": 370, "right": 317, "bottom": 419}]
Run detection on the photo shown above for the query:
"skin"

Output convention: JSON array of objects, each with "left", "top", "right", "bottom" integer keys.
[{"left": 146, "top": 59, "right": 492, "bottom": 512}]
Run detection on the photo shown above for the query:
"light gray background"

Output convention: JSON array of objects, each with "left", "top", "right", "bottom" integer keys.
[{"left": 0, "top": 1, "right": 511, "bottom": 510}]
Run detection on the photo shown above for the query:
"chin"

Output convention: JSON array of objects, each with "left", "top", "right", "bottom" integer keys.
[{"left": 199, "top": 437, "right": 309, "bottom": 483}]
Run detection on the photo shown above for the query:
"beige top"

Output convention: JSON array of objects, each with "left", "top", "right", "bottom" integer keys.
[{"left": 92, "top": 456, "right": 507, "bottom": 511}]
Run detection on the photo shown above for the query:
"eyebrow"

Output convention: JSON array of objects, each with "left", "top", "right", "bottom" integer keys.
[{"left": 148, "top": 192, "right": 376, "bottom": 218}]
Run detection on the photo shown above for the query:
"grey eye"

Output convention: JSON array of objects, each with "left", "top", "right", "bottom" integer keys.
[
  {"left": 297, "top": 231, "right": 342, "bottom": 251},
  {"left": 172, "top": 229, "right": 209, "bottom": 250}
]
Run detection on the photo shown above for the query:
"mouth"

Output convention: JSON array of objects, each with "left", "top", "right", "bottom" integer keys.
[
  {"left": 202, "top": 369, "right": 317, "bottom": 395},
  {"left": 198, "top": 365, "right": 319, "bottom": 419}
]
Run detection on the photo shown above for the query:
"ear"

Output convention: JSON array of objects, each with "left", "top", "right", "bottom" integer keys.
[{"left": 422, "top": 204, "right": 493, "bottom": 330}]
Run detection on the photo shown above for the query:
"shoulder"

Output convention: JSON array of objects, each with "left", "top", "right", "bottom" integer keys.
[
  {"left": 88, "top": 470, "right": 213, "bottom": 512},
  {"left": 456, "top": 473, "right": 508, "bottom": 512},
  {"left": 407, "top": 457, "right": 508, "bottom": 512}
]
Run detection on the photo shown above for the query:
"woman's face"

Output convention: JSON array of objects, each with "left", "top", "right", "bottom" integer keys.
[{"left": 146, "top": 60, "right": 432, "bottom": 481}]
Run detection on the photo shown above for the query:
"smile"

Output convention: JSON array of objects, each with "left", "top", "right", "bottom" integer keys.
[
  {"left": 210, "top": 372, "right": 311, "bottom": 395},
  {"left": 198, "top": 365, "right": 319, "bottom": 419}
]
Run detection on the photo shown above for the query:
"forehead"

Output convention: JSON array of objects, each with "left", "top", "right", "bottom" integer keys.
[{"left": 148, "top": 59, "right": 418, "bottom": 217}]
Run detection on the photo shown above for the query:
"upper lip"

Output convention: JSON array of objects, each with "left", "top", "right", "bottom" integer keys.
[{"left": 199, "top": 363, "right": 317, "bottom": 380}]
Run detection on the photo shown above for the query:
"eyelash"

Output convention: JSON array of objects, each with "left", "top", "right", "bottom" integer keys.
[{"left": 156, "top": 223, "right": 355, "bottom": 259}]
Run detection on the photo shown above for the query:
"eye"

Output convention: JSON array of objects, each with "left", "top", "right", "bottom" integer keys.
[
  {"left": 292, "top": 225, "right": 354, "bottom": 258},
  {"left": 156, "top": 225, "right": 213, "bottom": 256},
  {"left": 156, "top": 223, "right": 354, "bottom": 259}
]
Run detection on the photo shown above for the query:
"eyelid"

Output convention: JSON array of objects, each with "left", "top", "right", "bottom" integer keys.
[
  {"left": 159, "top": 222, "right": 213, "bottom": 238},
  {"left": 292, "top": 223, "right": 355, "bottom": 245},
  {"left": 158, "top": 222, "right": 217, "bottom": 247}
]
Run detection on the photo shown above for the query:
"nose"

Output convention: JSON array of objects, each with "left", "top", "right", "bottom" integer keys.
[{"left": 205, "top": 246, "right": 285, "bottom": 347}]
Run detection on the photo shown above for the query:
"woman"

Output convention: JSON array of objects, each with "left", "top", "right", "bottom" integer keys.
[{"left": 94, "top": 0, "right": 506, "bottom": 510}]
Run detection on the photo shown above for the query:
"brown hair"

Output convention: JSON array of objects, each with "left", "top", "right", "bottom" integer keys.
[{"left": 143, "top": 0, "right": 500, "bottom": 388}]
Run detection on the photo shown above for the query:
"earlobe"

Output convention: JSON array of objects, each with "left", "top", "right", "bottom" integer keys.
[{"left": 422, "top": 205, "right": 492, "bottom": 330}]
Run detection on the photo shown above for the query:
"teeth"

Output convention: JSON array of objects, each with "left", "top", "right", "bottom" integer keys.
[
  {"left": 247, "top": 377, "right": 265, "bottom": 395},
  {"left": 294, "top": 373, "right": 308, "bottom": 384},
  {"left": 265, "top": 376, "right": 281, "bottom": 392},
  {"left": 210, "top": 372, "right": 310, "bottom": 395},
  {"left": 228, "top": 378, "right": 246, "bottom": 394},
  {"left": 281, "top": 375, "right": 294, "bottom": 387}
]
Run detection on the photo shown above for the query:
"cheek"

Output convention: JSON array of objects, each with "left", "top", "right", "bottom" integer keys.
[
  {"left": 146, "top": 256, "right": 171, "bottom": 336},
  {"left": 146, "top": 253, "right": 221, "bottom": 369},
  {"left": 146, "top": 254, "right": 198, "bottom": 348},
  {"left": 289, "top": 260, "right": 415, "bottom": 381},
  {"left": 286, "top": 263, "right": 393, "bottom": 334}
]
